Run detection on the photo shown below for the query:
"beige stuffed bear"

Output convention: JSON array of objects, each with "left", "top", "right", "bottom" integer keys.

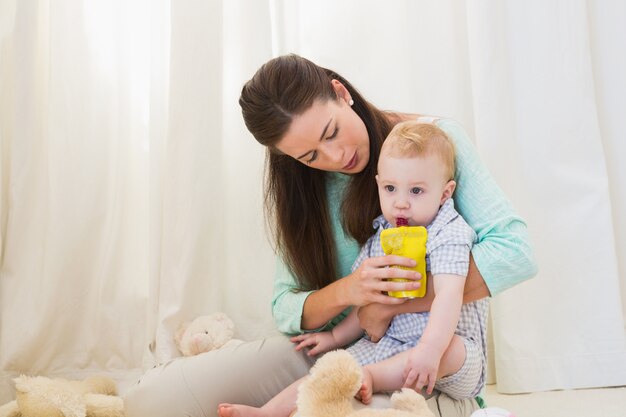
[
  {"left": 296, "top": 349, "right": 435, "bottom": 417},
  {"left": 174, "top": 312, "right": 243, "bottom": 356},
  {"left": 0, "top": 375, "right": 123, "bottom": 417}
]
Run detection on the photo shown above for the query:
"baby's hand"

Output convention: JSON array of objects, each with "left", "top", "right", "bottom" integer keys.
[
  {"left": 402, "top": 343, "right": 441, "bottom": 395},
  {"left": 290, "top": 331, "right": 338, "bottom": 356}
]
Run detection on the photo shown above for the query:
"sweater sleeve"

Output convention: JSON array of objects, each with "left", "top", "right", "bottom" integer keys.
[
  {"left": 271, "top": 257, "right": 353, "bottom": 335},
  {"left": 271, "top": 257, "right": 314, "bottom": 335},
  {"left": 437, "top": 119, "right": 538, "bottom": 295}
]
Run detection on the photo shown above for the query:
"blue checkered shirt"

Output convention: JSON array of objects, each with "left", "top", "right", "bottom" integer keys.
[{"left": 347, "top": 199, "right": 488, "bottom": 397}]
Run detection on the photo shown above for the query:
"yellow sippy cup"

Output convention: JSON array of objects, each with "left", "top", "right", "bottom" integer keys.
[{"left": 380, "top": 217, "right": 428, "bottom": 298}]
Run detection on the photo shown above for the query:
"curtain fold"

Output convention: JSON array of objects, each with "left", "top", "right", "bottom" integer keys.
[
  {"left": 0, "top": 0, "right": 624, "bottom": 404},
  {"left": 0, "top": 0, "right": 150, "bottom": 401},
  {"left": 588, "top": 0, "right": 626, "bottom": 324},
  {"left": 465, "top": 0, "right": 626, "bottom": 393},
  {"left": 149, "top": 0, "right": 279, "bottom": 364},
  {"left": 150, "top": 0, "right": 229, "bottom": 362}
]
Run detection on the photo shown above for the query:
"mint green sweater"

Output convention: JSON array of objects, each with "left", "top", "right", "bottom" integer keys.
[{"left": 272, "top": 118, "right": 538, "bottom": 335}]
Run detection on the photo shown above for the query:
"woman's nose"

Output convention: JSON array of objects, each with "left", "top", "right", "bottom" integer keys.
[{"left": 320, "top": 142, "right": 343, "bottom": 164}]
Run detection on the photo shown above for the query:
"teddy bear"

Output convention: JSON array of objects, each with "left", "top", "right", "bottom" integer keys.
[
  {"left": 0, "top": 375, "right": 123, "bottom": 417},
  {"left": 296, "top": 349, "right": 435, "bottom": 417},
  {"left": 174, "top": 312, "right": 243, "bottom": 356}
]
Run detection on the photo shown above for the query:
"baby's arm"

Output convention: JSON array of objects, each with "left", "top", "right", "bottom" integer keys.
[
  {"left": 403, "top": 274, "right": 465, "bottom": 394},
  {"left": 291, "top": 308, "right": 364, "bottom": 356}
]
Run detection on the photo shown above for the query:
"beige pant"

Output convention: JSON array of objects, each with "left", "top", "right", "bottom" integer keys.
[{"left": 123, "top": 335, "right": 479, "bottom": 417}]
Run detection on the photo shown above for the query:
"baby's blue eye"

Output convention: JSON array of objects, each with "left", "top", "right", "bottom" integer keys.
[
  {"left": 385, "top": 185, "right": 395, "bottom": 192},
  {"left": 411, "top": 187, "right": 423, "bottom": 194}
]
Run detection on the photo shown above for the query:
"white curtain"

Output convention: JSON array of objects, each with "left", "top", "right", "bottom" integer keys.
[
  {"left": 466, "top": 0, "right": 626, "bottom": 392},
  {"left": 148, "top": 0, "right": 279, "bottom": 363},
  {"left": 1, "top": 0, "right": 624, "bottom": 404},
  {"left": 0, "top": 0, "right": 151, "bottom": 401}
]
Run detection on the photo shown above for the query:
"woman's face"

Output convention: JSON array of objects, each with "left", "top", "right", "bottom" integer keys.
[{"left": 275, "top": 83, "right": 370, "bottom": 174}]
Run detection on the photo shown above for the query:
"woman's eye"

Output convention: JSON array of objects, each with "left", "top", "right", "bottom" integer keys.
[
  {"left": 411, "top": 187, "right": 423, "bottom": 195},
  {"left": 384, "top": 185, "right": 395, "bottom": 192},
  {"left": 306, "top": 151, "right": 318, "bottom": 164},
  {"left": 325, "top": 127, "right": 339, "bottom": 140}
]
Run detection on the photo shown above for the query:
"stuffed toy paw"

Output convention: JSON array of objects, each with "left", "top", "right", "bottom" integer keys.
[
  {"left": 296, "top": 349, "right": 435, "bottom": 417},
  {"left": 0, "top": 375, "right": 123, "bottom": 417},
  {"left": 0, "top": 400, "right": 20, "bottom": 417},
  {"left": 174, "top": 312, "right": 243, "bottom": 356}
]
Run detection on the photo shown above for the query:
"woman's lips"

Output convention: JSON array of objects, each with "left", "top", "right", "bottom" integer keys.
[{"left": 343, "top": 152, "right": 358, "bottom": 170}]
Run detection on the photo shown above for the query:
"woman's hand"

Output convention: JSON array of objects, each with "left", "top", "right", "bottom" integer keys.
[
  {"left": 300, "top": 255, "right": 422, "bottom": 331},
  {"left": 343, "top": 254, "right": 422, "bottom": 307},
  {"left": 358, "top": 275, "right": 436, "bottom": 341}
]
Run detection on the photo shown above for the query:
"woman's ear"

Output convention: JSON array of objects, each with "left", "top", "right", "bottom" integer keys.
[
  {"left": 440, "top": 180, "right": 456, "bottom": 204},
  {"left": 331, "top": 79, "right": 352, "bottom": 105}
]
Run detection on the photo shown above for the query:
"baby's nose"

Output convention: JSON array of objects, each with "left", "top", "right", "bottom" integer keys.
[{"left": 395, "top": 197, "right": 409, "bottom": 208}]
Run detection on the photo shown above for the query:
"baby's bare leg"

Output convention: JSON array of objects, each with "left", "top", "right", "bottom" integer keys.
[
  {"left": 361, "top": 335, "right": 466, "bottom": 393},
  {"left": 361, "top": 353, "right": 407, "bottom": 394},
  {"left": 356, "top": 366, "right": 375, "bottom": 405},
  {"left": 217, "top": 377, "right": 302, "bottom": 417},
  {"left": 437, "top": 335, "right": 465, "bottom": 378}
]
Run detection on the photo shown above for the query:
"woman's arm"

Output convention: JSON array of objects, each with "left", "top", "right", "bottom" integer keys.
[
  {"left": 272, "top": 253, "right": 423, "bottom": 334},
  {"left": 358, "top": 255, "right": 487, "bottom": 342},
  {"left": 439, "top": 118, "right": 538, "bottom": 294},
  {"left": 300, "top": 255, "right": 423, "bottom": 330}
]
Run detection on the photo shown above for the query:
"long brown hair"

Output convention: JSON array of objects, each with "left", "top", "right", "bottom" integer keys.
[{"left": 239, "top": 54, "right": 393, "bottom": 291}]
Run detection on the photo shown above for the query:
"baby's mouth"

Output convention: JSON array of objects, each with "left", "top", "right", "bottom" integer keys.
[{"left": 395, "top": 217, "right": 408, "bottom": 227}]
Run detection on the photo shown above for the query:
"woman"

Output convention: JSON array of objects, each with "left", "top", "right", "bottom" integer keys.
[{"left": 124, "top": 54, "right": 537, "bottom": 417}]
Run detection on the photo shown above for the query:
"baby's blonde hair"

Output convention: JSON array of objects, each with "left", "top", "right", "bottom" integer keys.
[{"left": 381, "top": 121, "right": 456, "bottom": 180}]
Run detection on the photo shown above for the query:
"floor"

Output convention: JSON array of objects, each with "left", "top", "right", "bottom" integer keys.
[{"left": 482, "top": 384, "right": 626, "bottom": 417}]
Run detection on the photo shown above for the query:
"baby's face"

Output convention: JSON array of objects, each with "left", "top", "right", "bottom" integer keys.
[{"left": 376, "top": 153, "right": 451, "bottom": 227}]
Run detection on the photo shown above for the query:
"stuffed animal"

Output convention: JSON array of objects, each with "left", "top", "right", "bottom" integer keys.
[
  {"left": 0, "top": 375, "right": 123, "bottom": 417},
  {"left": 296, "top": 349, "right": 435, "bottom": 417},
  {"left": 174, "top": 312, "right": 243, "bottom": 356}
]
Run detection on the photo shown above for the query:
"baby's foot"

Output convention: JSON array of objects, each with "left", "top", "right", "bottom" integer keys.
[
  {"left": 355, "top": 367, "right": 374, "bottom": 405},
  {"left": 217, "top": 403, "right": 269, "bottom": 417}
]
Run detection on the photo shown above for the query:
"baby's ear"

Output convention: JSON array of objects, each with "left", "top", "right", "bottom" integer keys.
[{"left": 441, "top": 180, "right": 456, "bottom": 203}]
